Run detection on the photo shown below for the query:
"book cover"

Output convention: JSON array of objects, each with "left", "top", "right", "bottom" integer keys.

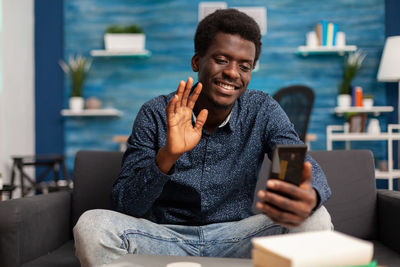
[
  {"left": 332, "top": 23, "right": 338, "bottom": 46},
  {"left": 321, "top": 20, "right": 328, "bottom": 46},
  {"left": 315, "top": 22, "right": 322, "bottom": 46},
  {"left": 327, "top": 22, "right": 334, "bottom": 47},
  {"left": 251, "top": 231, "right": 373, "bottom": 267},
  {"left": 355, "top": 86, "right": 363, "bottom": 107},
  {"left": 352, "top": 86, "right": 357, "bottom": 106}
]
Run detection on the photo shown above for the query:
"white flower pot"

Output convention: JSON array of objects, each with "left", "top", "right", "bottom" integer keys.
[
  {"left": 337, "top": 94, "right": 352, "bottom": 107},
  {"left": 363, "top": 98, "right": 374, "bottom": 108},
  {"left": 69, "top": 97, "right": 84, "bottom": 111},
  {"left": 104, "top": 33, "right": 146, "bottom": 51}
]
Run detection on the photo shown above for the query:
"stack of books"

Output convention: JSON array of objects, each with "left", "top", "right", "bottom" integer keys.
[
  {"left": 251, "top": 230, "right": 376, "bottom": 267},
  {"left": 315, "top": 20, "right": 339, "bottom": 47}
]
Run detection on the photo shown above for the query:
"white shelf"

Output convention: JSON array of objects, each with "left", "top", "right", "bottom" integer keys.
[
  {"left": 334, "top": 106, "right": 394, "bottom": 116},
  {"left": 90, "top": 49, "right": 151, "bottom": 58},
  {"left": 297, "top": 45, "right": 357, "bottom": 56},
  {"left": 375, "top": 169, "right": 400, "bottom": 179},
  {"left": 327, "top": 124, "right": 400, "bottom": 190},
  {"left": 61, "top": 108, "right": 122, "bottom": 117},
  {"left": 327, "top": 132, "right": 396, "bottom": 141}
]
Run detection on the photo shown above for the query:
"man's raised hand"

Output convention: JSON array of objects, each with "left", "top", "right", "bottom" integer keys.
[{"left": 156, "top": 77, "right": 208, "bottom": 174}]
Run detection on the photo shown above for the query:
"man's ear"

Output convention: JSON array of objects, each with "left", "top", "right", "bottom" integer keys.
[{"left": 191, "top": 54, "right": 199, "bottom": 72}]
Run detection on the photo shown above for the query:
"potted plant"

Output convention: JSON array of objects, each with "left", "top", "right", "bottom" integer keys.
[
  {"left": 104, "top": 24, "right": 145, "bottom": 52},
  {"left": 337, "top": 50, "right": 366, "bottom": 107},
  {"left": 59, "top": 55, "right": 92, "bottom": 111},
  {"left": 363, "top": 94, "right": 374, "bottom": 108}
]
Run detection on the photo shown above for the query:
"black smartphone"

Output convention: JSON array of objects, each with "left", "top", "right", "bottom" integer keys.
[{"left": 268, "top": 144, "right": 308, "bottom": 188}]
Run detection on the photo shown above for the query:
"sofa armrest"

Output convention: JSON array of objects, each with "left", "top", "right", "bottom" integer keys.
[
  {"left": 0, "top": 191, "right": 72, "bottom": 267},
  {"left": 377, "top": 189, "right": 400, "bottom": 254}
]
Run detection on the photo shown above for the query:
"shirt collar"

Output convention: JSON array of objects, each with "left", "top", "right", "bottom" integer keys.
[{"left": 192, "top": 111, "right": 232, "bottom": 129}]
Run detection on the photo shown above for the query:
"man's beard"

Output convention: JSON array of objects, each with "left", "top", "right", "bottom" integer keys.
[{"left": 204, "top": 92, "right": 234, "bottom": 111}]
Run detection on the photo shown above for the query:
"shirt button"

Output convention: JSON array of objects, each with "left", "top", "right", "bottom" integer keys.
[{"left": 205, "top": 167, "right": 210, "bottom": 171}]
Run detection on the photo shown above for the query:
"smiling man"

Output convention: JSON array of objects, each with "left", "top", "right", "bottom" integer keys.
[{"left": 73, "top": 9, "right": 332, "bottom": 267}]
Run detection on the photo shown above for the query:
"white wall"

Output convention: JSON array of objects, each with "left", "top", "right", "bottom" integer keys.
[{"left": 0, "top": 0, "right": 35, "bottom": 196}]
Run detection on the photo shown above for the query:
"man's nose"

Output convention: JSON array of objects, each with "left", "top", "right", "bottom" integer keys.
[{"left": 222, "top": 62, "right": 240, "bottom": 80}]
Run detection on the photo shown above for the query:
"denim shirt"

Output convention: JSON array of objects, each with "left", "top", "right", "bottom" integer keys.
[{"left": 112, "top": 89, "right": 331, "bottom": 225}]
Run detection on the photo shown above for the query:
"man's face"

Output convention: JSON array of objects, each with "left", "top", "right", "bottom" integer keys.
[{"left": 192, "top": 33, "right": 256, "bottom": 110}]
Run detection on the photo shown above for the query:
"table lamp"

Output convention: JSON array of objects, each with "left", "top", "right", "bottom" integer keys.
[{"left": 377, "top": 35, "right": 400, "bottom": 122}]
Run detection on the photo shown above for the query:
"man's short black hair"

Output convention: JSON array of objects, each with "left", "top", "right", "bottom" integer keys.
[{"left": 194, "top": 8, "right": 262, "bottom": 67}]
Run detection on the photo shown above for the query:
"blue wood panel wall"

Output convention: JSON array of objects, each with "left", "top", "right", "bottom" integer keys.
[
  {"left": 63, "top": 0, "right": 386, "bottom": 173},
  {"left": 35, "top": 0, "right": 64, "bottom": 155}
]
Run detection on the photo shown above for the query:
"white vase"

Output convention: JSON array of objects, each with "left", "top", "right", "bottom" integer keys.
[
  {"left": 69, "top": 97, "right": 84, "bottom": 111},
  {"left": 367, "top": 118, "right": 381, "bottom": 134},
  {"left": 337, "top": 94, "right": 351, "bottom": 107}
]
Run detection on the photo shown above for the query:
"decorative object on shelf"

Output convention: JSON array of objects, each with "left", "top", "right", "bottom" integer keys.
[
  {"left": 59, "top": 55, "right": 92, "bottom": 111},
  {"left": 363, "top": 94, "right": 374, "bottom": 108},
  {"left": 338, "top": 50, "right": 366, "bottom": 94},
  {"left": 335, "top": 31, "right": 346, "bottom": 47},
  {"left": 377, "top": 35, "right": 400, "bottom": 123},
  {"left": 352, "top": 86, "right": 363, "bottom": 107},
  {"left": 367, "top": 118, "right": 381, "bottom": 134},
  {"left": 337, "top": 94, "right": 351, "bottom": 107},
  {"left": 346, "top": 112, "right": 367, "bottom": 133},
  {"left": 337, "top": 50, "right": 366, "bottom": 107},
  {"left": 85, "top": 97, "right": 102, "bottom": 109},
  {"left": 104, "top": 24, "right": 145, "bottom": 52}
]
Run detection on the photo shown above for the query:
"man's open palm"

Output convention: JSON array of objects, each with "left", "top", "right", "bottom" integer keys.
[{"left": 166, "top": 77, "right": 208, "bottom": 156}]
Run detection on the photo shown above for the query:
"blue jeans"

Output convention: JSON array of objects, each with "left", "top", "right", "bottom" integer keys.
[{"left": 74, "top": 207, "right": 332, "bottom": 267}]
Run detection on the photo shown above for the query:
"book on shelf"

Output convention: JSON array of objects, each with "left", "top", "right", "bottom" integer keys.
[
  {"left": 315, "top": 22, "right": 322, "bottom": 46},
  {"left": 314, "top": 21, "right": 339, "bottom": 47},
  {"left": 251, "top": 230, "right": 374, "bottom": 267},
  {"left": 321, "top": 20, "right": 328, "bottom": 46}
]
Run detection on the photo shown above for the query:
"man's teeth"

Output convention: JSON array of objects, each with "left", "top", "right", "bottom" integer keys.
[{"left": 218, "top": 82, "right": 235, "bottom": 90}]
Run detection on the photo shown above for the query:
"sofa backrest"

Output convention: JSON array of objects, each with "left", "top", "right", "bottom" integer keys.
[
  {"left": 72, "top": 150, "right": 124, "bottom": 226},
  {"left": 309, "top": 150, "right": 378, "bottom": 239},
  {"left": 255, "top": 150, "right": 378, "bottom": 239},
  {"left": 73, "top": 149, "right": 378, "bottom": 240}
]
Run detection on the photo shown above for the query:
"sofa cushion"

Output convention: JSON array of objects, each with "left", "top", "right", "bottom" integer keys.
[
  {"left": 0, "top": 191, "right": 71, "bottom": 267},
  {"left": 72, "top": 151, "right": 124, "bottom": 226},
  {"left": 21, "top": 240, "right": 79, "bottom": 267},
  {"left": 310, "top": 150, "right": 377, "bottom": 240}
]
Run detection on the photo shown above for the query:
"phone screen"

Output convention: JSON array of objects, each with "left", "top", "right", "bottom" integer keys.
[{"left": 269, "top": 144, "right": 307, "bottom": 186}]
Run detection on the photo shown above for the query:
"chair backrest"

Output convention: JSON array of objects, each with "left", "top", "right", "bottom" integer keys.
[
  {"left": 72, "top": 150, "right": 124, "bottom": 226},
  {"left": 254, "top": 150, "right": 377, "bottom": 240},
  {"left": 273, "top": 85, "right": 314, "bottom": 142}
]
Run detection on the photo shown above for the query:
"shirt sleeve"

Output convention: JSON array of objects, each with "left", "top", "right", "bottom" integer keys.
[
  {"left": 111, "top": 102, "right": 173, "bottom": 217},
  {"left": 262, "top": 96, "right": 331, "bottom": 208}
]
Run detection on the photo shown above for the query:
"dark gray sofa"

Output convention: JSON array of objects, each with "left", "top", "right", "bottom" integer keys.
[{"left": 1, "top": 150, "right": 400, "bottom": 266}]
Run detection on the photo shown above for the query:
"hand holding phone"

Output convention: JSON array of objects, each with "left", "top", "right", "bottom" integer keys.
[{"left": 257, "top": 144, "right": 317, "bottom": 227}]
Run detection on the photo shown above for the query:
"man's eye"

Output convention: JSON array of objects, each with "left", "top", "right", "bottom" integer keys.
[
  {"left": 240, "top": 65, "right": 251, "bottom": 72},
  {"left": 215, "top": 58, "right": 228, "bottom": 64}
]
